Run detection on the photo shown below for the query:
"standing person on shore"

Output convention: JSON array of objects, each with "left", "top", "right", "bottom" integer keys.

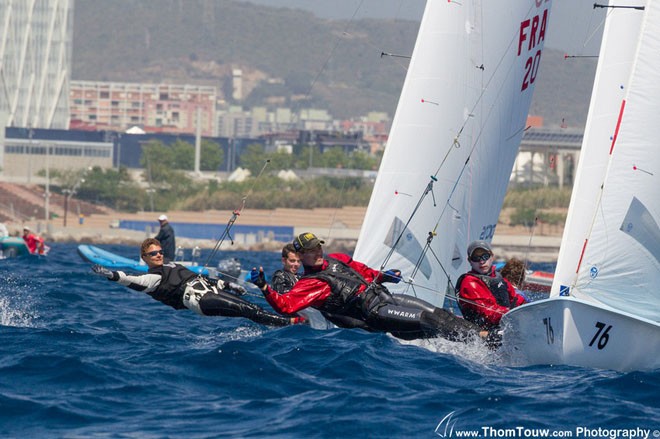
[
  {"left": 154, "top": 214, "right": 175, "bottom": 262},
  {"left": 22, "top": 226, "right": 46, "bottom": 255},
  {"left": 249, "top": 232, "right": 485, "bottom": 341},
  {"left": 91, "top": 238, "right": 304, "bottom": 327},
  {"left": 270, "top": 244, "right": 301, "bottom": 294},
  {"left": 455, "top": 241, "right": 527, "bottom": 330}
]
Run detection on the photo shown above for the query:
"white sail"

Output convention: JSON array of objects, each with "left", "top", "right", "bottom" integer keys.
[
  {"left": 552, "top": 0, "right": 660, "bottom": 321},
  {"left": 354, "top": 0, "right": 553, "bottom": 306},
  {"left": 501, "top": 0, "right": 660, "bottom": 372},
  {"left": 551, "top": 1, "right": 643, "bottom": 297}
]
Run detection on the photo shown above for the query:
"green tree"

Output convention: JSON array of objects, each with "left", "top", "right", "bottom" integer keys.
[
  {"left": 141, "top": 140, "right": 175, "bottom": 182},
  {"left": 76, "top": 166, "right": 146, "bottom": 212},
  {"left": 201, "top": 139, "right": 224, "bottom": 171},
  {"left": 44, "top": 168, "right": 89, "bottom": 190},
  {"left": 238, "top": 143, "right": 267, "bottom": 175},
  {"left": 350, "top": 150, "right": 379, "bottom": 170},
  {"left": 139, "top": 139, "right": 202, "bottom": 210},
  {"left": 171, "top": 139, "right": 195, "bottom": 170},
  {"left": 263, "top": 149, "right": 295, "bottom": 171},
  {"left": 319, "top": 147, "right": 347, "bottom": 168},
  {"left": 294, "top": 145, "right": 319, "bottom": 169}
]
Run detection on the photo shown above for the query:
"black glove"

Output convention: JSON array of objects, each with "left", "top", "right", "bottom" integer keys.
[
  {"left": 227, "top": 282, "right": 247, "bottom": 296},
  {"left": 249, "top": 268, "right": 267, "bottom": 291},
  {"left": 92, "top": 264, "right": 117, "bottom": 281},
  {"left": 382, "top": 269, "right": 401, "bottom": 284}
]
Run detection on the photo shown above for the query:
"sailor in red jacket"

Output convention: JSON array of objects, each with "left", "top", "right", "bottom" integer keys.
[
  {"left": 250, "top": 232, "right": 485, "bottom": 342},
  {"left": 22, "top": 226, "right": 45, "bottom": 255},
  {"left": 456, "top": 240, "right": 527, "bottom": 329}
]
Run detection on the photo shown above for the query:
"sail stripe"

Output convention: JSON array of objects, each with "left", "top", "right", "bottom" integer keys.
[
  {"left": 609, "top": 99, "right": 626, "bottom": 155},
  {"left": 576, "top": 238, "right": 588, "bottom": 274}
]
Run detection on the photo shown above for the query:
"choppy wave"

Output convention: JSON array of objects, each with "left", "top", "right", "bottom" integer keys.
[{"left": 0, "top": 244, "right": 657, "bottom": 438}]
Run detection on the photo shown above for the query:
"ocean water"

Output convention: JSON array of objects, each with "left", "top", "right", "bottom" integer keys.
[{"left": 1, "top": 244, "right": 658, "bottom": 438}]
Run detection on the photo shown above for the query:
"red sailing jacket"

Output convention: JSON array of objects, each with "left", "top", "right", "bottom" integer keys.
[
  {"left": 263, "top": 253, "right": 384, "bottom": 315},
  {"left": 23, "top": 233, "right": 45, "bottom": 255},
  {"left": 457, "top": 266, "right": 526, "bottom": 327}
]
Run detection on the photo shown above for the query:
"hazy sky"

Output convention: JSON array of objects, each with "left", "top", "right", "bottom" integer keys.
[{"left": 237, "top": 0, "right": 605, "bottom": 54}]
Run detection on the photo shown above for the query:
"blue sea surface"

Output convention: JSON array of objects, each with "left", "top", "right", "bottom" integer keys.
[{"left": 1, "top": 244, "right": 658, "bottom": 438}]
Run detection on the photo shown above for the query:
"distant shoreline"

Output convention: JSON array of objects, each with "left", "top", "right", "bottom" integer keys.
[{"left": 6, "top": 208, "right": 561, "bottom": 262}]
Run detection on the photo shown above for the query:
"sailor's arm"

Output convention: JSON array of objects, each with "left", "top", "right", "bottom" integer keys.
[
  {"left": 249, "top": 267, "right": 329, "bottom": 314},
  {"left": 91, "top": 265, "right": 161, "bottom": 293}
]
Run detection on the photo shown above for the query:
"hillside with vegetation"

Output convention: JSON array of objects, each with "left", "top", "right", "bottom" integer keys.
[{"left": 72, "top": 0, "right": 597, "bottom": 128}]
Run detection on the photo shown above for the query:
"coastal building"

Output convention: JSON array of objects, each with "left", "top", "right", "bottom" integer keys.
[
  {"left": 69, "top": 81, "right": 217, "bottom": 136},
  {"left": 0, "top": 0, "right": 74, "bottom": 129},
  {"left": 232, "top": 69, "right": 243, "bottom": 101},
  {"left": 0, "top": 127, "right": 112, "bottom": 182},
  {"left": 512, "top": 128, "right": 582, "bottom": 189},
  {"left": 217, "top": 106, "right": 255, "bottom": 138}
]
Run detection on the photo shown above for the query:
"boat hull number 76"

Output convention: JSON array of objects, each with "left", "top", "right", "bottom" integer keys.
[{"left": 589, "top": 321, "right": 612, "bottom": 350}]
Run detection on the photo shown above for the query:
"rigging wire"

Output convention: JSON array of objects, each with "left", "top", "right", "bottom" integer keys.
[
  {"left": 199, "top": 160, "right": 271, "bottom": 272},
  {"left": 299, "top": 0, "right": 367, "bottom": 107},
  {"left": 563, "top": 0, "right": 610, "bottom": 58}
]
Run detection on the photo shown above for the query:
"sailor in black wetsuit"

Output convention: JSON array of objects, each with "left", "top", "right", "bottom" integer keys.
[
  {"left": 91, "top": 238, "right": 302, "bottom": 327},
  {"left": 270, "top": 243, "right": 301, "bottom": 295}
]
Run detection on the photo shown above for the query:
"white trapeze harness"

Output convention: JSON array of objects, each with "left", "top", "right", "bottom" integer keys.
[{"left": 182, "top": 277, "right": 222, "bottom": 315}]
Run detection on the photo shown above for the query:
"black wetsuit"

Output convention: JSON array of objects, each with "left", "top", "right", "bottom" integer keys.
[
  {"left": 312, "top": 259, "right": 480, "bottom": 341},
  {"left": 108, "top": 262, "right": 291, "bottom": 327},
  {"left": 263, "top": 254, "right": 481, "bottom": 341},
  {"left": 270, "top": 269, "right": 299, "bottom": 294}
]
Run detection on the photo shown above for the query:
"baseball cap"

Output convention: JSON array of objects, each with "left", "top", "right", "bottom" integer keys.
[
  {"left": 293, "top": 232, "right": 325, "bottom": 252},
  {"left": 23, "top": 226, "right": 30, "bottom": 231},
  {"left": 158, "top": 214, "right": 168, "bottom": 221},
  {"left": 467, "top": 240, "right": 492, "bottom": 257}
]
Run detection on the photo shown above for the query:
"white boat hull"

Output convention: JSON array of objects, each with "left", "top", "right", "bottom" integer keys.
[{"left": 500, "top": 296, "right": 660, "bottom": 372}]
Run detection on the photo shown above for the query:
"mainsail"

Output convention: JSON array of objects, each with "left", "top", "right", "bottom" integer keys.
[
  {"left": 551, "top": 0, "right": 660, "bottom": 322},
  {"left": 354, "top": 0, "right": 553, "bottom": 307}
]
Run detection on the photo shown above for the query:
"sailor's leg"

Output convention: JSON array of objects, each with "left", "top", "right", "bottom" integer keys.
[
  {"left": 419, "top": 308, "right": 482, "bottom": 342},
  {"left": 363, "top": 292, "right": 481, "bottom": 341},
  {"left": 198, "top": 290, "right": 291, "bottom": 327},
  {"left": 364, "top": 301, "right": 428, "bottom": 339},
  {"left": 182, "top": 287, "right": 205, "bottom": 315},
  {"left": 391, "top": 294, "right": 436, "bottom": 313},
  {"left": 321, "top": 311, "right": 373, "bottom": 331}
]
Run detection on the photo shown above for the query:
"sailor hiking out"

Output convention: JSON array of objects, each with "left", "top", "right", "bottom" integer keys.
[
  {"left": 251, "top": 233, "right": 489, "bottom": 342},
  {"left": 92, "top": 238, "right": 304, "bottom": 327}
]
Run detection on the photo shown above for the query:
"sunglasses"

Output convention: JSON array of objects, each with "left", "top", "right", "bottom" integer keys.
[
  {"left": 144, "top": 250, "right": 164, "bottom": 257},
  {"left": 470, "top": 253, "right": 491, "bottom": 263}
]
